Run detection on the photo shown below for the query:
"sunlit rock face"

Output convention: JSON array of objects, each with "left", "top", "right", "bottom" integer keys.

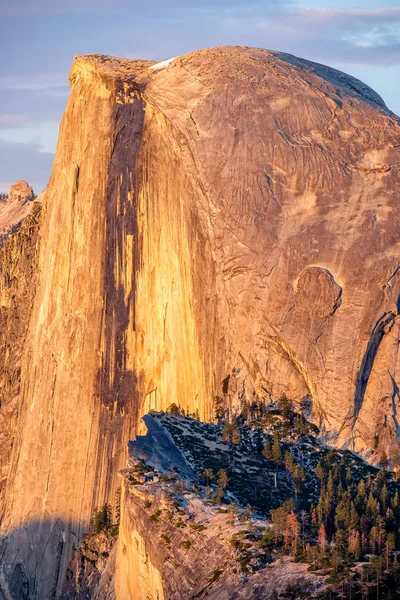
[
  {"left": 7, "top": 180, "right": 34, "bottom": 203},
  {"left": 1, "top": 46, "right": 400, "bottom": 598},
  {"left": 0, "top": 180, "right": 36, "bottom": 248},
  {"left": 0, "top": 201, "right": 41, "bottom": 517}
]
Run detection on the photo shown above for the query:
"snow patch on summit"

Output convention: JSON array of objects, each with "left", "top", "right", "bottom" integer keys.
[{"left": 149, "top": 56, "right": 180, "bottom": 71}]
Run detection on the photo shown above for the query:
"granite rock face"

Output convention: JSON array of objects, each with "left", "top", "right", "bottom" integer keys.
[
  {"left": 61, "top": 530, "right": 117, "bottom": 600},
  {"left": 7, "top": 180, "right": 34, "bottom": 204},
  {"left": 0, "top": 201, "right": 41, "bottom": 517},
  {"left": 1, "top": 46, "right": 400, "bottom": 598},
  {"left": 115, "top": 471, "right": 322, "bottom": 600},
  {"left": 0, "top": 180, "right": 36, "bottom": 248}
]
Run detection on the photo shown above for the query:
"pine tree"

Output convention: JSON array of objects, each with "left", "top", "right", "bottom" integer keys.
[
  {"left": 335, "top": 528, "right": 347, "bottom": 555},
  {"left": 271, "top": 506, "right": 288, "bottom": 545},
  {"left": 317, "top": 493, "right": 325, "bottom": 526},
  {"left": 272, "top": 430, "right": 282, "bottom": 463},
  {"left": 262, "top": 439, "right": 272, "bottom": 460},
  {"left": 370, "top": 525, "right": 382, "bottom": 554},
  {"left": 381, "top": 483, "right": 389, "bottom": 511},
  {"left": 349, "top": 502, "right": 359, "bottom": 530},
  {"left": 315, "top": 461, "right": 324, "bottom": 482},
  {"left": 278, "top": 392, "right": 293, "bottom": 419},
  {"left": 367, "top": 491, "right": 377, "bottom": 515},
  {"left": 285, "top": 451, "right": 295, "bottom": 473},
  {"left": 353, "top": 531, "right": 362, "bottom": 561},
  {"left": 327, "top": 471, "right": 334, "bottom": 506},
  {"left": 311, "top": 507, "right": 317, "bottom": 526},
  {"left": 346, "top": 467, "right": 352, "bottom": 485},
  {"left": 386, "top": 532, "right": 395, "bottom": 570},
  {"left": 318, "top": 523, "right": 327, "bottom": 554},
  {"left": 222, "top": 418, "right": 240, "bottom": 462},
  {"left": 167, "top": 402, "right": 181, "bottom": 416},
  {"left": 376, "top": 515, "right": 386, "bottom": 553},
  {"left": 348, "top": 529, "right": 361, "bottom": 560},
  {"left": 335, "top": 499, "right": 347, "bottom": 532},
  {"left": 361, "top": 531, "right": 369, "bottom": 554},
  {"left": 222, "top": 419, "right": 240, "bottom": 445},
  {"left": 94, "top": 504, "right": 111, "bottom": 533},
  {"left": 299, "top": 510, "right": 310, "bottom": 539},
  {"left": 200, "top": 468, "right": 214, "bottom": 487},
  {"left": 217, "top": 469, "right": 228, "bottom": 491},
  {"left": 356, "top": 480, "right": 366, "bottom": 511},
  {"left": 114, "top": 487, "right": 121, "bottom": 526},
  {"left": 284, "top": 512, "right": 300, "bottom": 554}
]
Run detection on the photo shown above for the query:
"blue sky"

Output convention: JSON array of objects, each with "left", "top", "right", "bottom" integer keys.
[{"left": 0, "top": 0, "right": 399, "bottom": 193}]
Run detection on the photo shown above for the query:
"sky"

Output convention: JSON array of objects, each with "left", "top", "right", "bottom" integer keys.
[{"left": 0, "top": 0, "right": 399, "bottom": 193}]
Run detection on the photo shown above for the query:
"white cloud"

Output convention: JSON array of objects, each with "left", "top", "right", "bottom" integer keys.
[{"left": 225, "top": 6, "right": 400, "bottom": 65}]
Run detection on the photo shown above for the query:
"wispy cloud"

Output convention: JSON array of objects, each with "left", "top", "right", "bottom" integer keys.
[
  {"left": 216, "top": 6, "right": 400, "bottom": 66},
  {"left": 0, "top": 0, "right": 286, "bottom": 18},
  {"left": 298, "top": 7, "right": 400, "bottom": 21},
  {"left": 0, "top": 79, "right": 68, "bottom": 129},
  {"left": 0, "top": 78, "right": 68, "bottom": 94},
  {"left": 258, "top": 6, "right": 400, "bottom": 38}
]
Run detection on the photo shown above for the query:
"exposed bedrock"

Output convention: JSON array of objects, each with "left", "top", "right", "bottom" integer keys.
[
  {"left": 1, "top": 46, "right": 400, "bottom": 597},
  {"left": 0, "top": 201, "right": 41, "bottom": 517}
]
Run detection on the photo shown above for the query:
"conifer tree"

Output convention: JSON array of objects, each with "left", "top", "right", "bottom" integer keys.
[
  {"left": 272, "top": 430, "right": 282, "bottom": 463},
  {"left": 349, "top": 502, "right": 359, "bottom": 530},
  {"left": 386, "top": 532, "right": 395, "bottom": 570},
  {"left": 315, "top": 461, "right": 324, "bottom": 482},
  {"left": 262, "top": 439, "right": 272, "bottom": 460},
  {"left": 380, "top": 451, "right": 389, "bottom": 471},
  {"left": 200, "top": 468, "right": 214, "bottom": 487},
  {"left": 222, "top": 418, "right": 240, "bottom": 462},
  {"left": 114, "top": 487, "right": 121, "bottom": 526},
  {"left": 380, "top": 483, "right": 388, "bottom": 511},
  {"left": 285, "top": 451, "right": 295, "bottom": 473},
  {"left": 346, "top": 467, "right": 352, "bottom": 485},
  {"left": 217, "top": 469, "right": 228, "bottom": 491},
  {"left": 285, "top": 512, "right": 300, "bottom": 554},
  {"left": 318, "top": 523, "right": 327, "bottom": 554}
]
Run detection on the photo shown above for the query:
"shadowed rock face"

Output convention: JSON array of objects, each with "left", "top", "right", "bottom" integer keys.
[
  {"left": 127, "top": 414, "right": 196, "bottom": 480},
  {"left": 1, "top": 46, "right": 400, "bottom": 598}
]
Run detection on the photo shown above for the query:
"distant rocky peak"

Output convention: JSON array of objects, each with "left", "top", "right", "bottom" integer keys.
[{"left": 8, "top": 180, "right": 34, "bottom": 204}]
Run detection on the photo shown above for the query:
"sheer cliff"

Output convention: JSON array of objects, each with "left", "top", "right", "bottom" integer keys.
[
  {"left": 0, "top": 198, "right": 41, "bottom": 517},
  {"left": 1, "top": 46, "right": 400, "bottom": 599}
]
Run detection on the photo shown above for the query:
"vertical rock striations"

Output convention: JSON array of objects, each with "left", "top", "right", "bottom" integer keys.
[
  {"left": 0, "top": 53, "right": 216, "bottom": 599},
  {"left": 1, "top": 46, "right": 400, "bottom": 597},
  {"left": 0, "top": 201, "right": 41, "bottom": 518},
  {"left": 0, "top": 181, "right": 36, "bottom": 248}
]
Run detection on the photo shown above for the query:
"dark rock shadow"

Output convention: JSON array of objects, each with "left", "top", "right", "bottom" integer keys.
[{"left": 0, "top": 518, "right": 89, "bottom": 600}]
